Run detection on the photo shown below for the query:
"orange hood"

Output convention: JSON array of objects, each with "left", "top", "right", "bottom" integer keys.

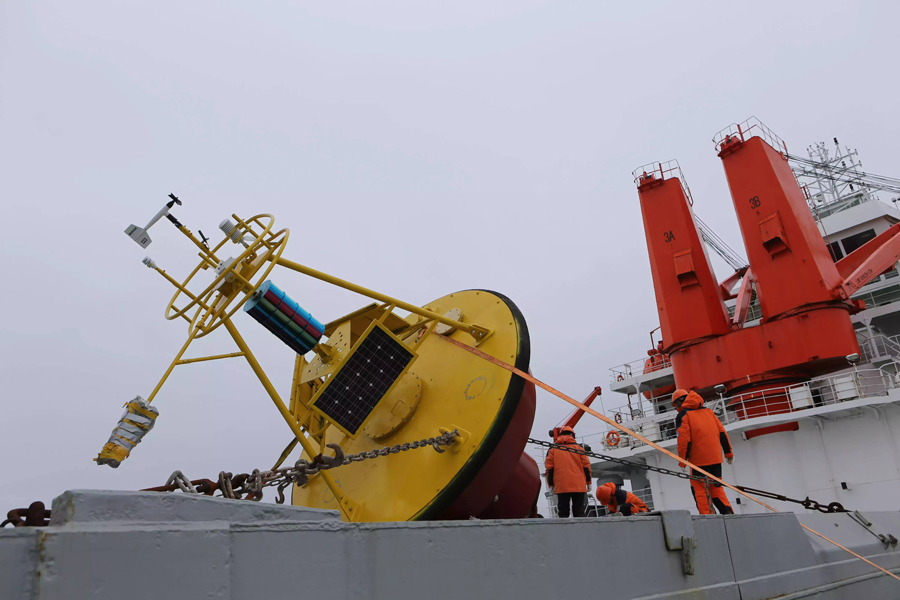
[
  {"left": 596, "top": 482, "right": 615, "bottom": 504},
  {"left": 556, "top": 426, "right": 577, "bottom": 444},
  {"left": 681, "top": 391, "right": 704, "bottom": 411}
]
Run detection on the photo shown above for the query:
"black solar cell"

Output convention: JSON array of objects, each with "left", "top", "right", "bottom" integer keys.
[{"left": 312, "top": 324, "right": 415, "bottom": 435}]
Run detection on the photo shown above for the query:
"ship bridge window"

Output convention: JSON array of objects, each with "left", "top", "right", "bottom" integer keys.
[
  {"left": 842, "top": 229, "right": 877, "bottom": 255},
  {"left": 827, "top": 241, "right": 844, "bottom": 262}
]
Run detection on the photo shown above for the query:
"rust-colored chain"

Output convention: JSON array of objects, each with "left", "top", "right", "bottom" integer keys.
[
  {"left": 152, "top": 429, "right": 460, "bottom": 505},
  {"left": 1, "top": 501, "right": 51, "bottom": 528}
]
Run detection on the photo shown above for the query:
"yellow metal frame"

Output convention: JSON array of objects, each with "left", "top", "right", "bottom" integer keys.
[
  {"left": 163, "top": 214, "right": 290, "bottom": 337},
  {"left": 123, "top": 211, "right": 494, "bottom": 521},
  {"left": 290, "top": 288, "right": 524, "bottom": 521},
  {"left": 274, "top": 257, "right": 493, "bottom": 344},
  {"left": 307, "top": 320, "right": 418, "bottom": 439}
]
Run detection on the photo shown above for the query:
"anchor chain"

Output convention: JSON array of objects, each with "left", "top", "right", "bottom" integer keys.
[
  {"left": 528, "top": 437, "right": 695, "bottom": 481},
  {"left": 165, "top": 429, "right": 460, "bottom": 504},
  {"left": 0, "top": 502, "right": 51, "bottom": 528},
  {"left": 528, "top": 437, "right": 849, "bottom": 514}
]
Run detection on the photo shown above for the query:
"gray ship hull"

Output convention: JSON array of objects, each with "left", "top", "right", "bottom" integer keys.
[{"left": 3, "top": 490, "right": 900, "bottom": 599}]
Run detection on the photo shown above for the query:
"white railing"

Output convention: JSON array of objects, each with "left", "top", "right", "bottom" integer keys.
[
  {"left": 857, "top": 331, "right": 900, "bottom": 365},
  {"left": 594, "top": 369, "right": 899, "bottom": 451},
  {"left": 726, "top": 299, "right": 763, "bottom": 323},
  {"left": 713, "top": 117, "right": 788, "bottom": 156},
  {"left": 631, "top": 487, "right": 655, "bottom": 511},
  {"left": 811, "top": 193, "right": 866, "bottom": 219},
  {"left": 632, "top": 159, "right": 694, "bottom": 206},
  {"left": 853, "top": 283, "right": 900, "bottom": 309},
  {"left": 610, "top": 355, "right": 673, "bottom": 382}
]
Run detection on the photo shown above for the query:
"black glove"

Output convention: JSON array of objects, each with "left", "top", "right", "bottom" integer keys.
[{"left": 621, "top": 503, "right": 634, "bottom": 516}]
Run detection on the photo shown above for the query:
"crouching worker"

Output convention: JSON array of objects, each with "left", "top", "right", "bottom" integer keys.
[
  {"left": 595, "top": 482, "right": 649, "bottom": 516},
  {"left": 673, "top": 389, "right": 735, "bottom": 515},
  {"left": 545, "top": 426, "right": 592, "bottom": 518}
]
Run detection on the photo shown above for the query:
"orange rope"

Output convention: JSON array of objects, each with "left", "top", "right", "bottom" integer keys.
[{"left": 436, "top": 334, "right": 900, "bottom": 583}]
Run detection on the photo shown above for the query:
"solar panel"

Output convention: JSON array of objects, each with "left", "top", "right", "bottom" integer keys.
[{"left": 310, "top": 321, "right": 416, "bottom": 437}]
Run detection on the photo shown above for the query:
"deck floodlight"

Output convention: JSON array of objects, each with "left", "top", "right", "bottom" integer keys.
[
  {"left": 714, "top": 384, "right": 727, "bottom": 395},
  {"left": 846, "top": 353, "right": 861, "bottom": 365}
]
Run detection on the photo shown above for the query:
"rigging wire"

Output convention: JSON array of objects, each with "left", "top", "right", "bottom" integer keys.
[
  {"left": 527, "top": 437, "right": 850, "bottom": 514},
  {"left": 435, "top": 332, "right": 900, "bottom": 584},
  {"left": 695, "top": 215, "right": 749, "bottom": 271},
  {"left": 788, "top": 154, "right": 900, "bottom": 196}
]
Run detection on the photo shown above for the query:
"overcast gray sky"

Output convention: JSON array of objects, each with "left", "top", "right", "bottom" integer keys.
[{"left": 2, "top": 1, "right": 899, "bottom": 515}]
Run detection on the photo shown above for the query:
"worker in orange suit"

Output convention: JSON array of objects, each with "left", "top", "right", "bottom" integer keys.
[
  {"left": 673, "top": 389, "right": 735, "bottom": 515},
  {"left": 595, "top": 482, "right": 650, "bottom": 516},
  {"left": 545, "top": 426, "right": 592, "bottom": 518}
]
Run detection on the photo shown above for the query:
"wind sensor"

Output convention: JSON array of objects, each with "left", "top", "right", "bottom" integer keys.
[{"left": 124, "top": 194, "right": 183, "bottom": 248}]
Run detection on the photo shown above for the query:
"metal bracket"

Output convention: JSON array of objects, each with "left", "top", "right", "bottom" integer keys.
[
  {"left": 312, "top": 343, "right": 337, "bottom": 363},
  {"left": 341, "top": 497, "right": 365, "bottom": 522},
  {"left": 849, "top": 511, "right": 899, "bottom": 548},
  {"left": 660, "top": 510, "right": 696, "bottom": 576},
  {"left": 440, "top": 425, "right": 470, "bottom": 453},
  {"left": 681, "top": 536, "right": 695, "bottom": 576}
]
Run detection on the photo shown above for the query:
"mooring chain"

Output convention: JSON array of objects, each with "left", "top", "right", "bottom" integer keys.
[
  {"left": 528, "top": 437, "right": 848, "bottom": 514},
  {"left": 166, "top": 470, "right": 198, "bottom": 494},
  {"left": 167, "top": 429, "right": 461, "bottom": 504},
  {"left": 733, "top": 484, "right": 848, "bottom": 514},
  {"left": 528, "top": 437, "right": 695, "bottom": 481}
]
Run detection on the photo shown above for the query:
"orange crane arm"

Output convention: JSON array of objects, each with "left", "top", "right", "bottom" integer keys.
[
  {"left": 836, "top": 223, "right": 900, "bottom": 296},
  {"left": 565, "top": 386, "right": 602, "bottom": 429},
  {"left": 718, "top": 266, "right": 748, "bottom": 301},
  {"left": 549, "top": 387, "right": 602, "bottom": 439}
]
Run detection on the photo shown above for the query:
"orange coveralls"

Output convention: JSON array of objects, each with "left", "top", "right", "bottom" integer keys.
[
  {"left": 596, "top": 482, "right": 650, "bottom": 516},
  {"left": 545, "top": 427, "right": 592, "bottom": 518},
  {"left": 676, "top": 391, "right": 734, "bottom": 515}
]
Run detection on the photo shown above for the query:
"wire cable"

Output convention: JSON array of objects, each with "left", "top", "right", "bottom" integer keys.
[{"left": 436, "top": 333, "right": 900, "bottom": 584}]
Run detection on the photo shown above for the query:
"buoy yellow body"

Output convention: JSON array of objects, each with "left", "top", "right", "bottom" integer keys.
[{"left": 292, "top": 289, "right": 536, "bottom": 521}]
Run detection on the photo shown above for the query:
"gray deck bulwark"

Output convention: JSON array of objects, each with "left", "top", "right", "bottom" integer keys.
[{"left": 1, "top": 490, "right": 899, "bottom": 599}]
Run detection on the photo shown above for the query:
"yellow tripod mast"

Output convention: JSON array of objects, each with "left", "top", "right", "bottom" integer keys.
[{"left": 100, "top": 203, "right": 492, "bottom": 521}]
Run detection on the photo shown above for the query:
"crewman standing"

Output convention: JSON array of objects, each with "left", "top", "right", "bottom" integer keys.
[
  {"left": 673, "top": 389, "right": 735, "bottom": 515},
  {"left": 545, "top": 426, "right": 592, "bottom": 518},
  {"left": 595, "top": 482, "right": 650, "bottom": 516}
]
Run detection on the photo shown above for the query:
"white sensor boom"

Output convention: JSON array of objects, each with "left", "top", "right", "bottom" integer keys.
[{"left": 125, "top": 195, "right": 182, "bottom": 248}]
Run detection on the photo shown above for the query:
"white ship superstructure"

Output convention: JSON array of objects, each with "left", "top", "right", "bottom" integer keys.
[{"left": 577, "top": 138, "right": 900, "bottom": 517}]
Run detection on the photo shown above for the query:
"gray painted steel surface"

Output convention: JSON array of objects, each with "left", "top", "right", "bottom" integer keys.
[{"left": 2, "top": 490, "right": 900, "bottom": 599}]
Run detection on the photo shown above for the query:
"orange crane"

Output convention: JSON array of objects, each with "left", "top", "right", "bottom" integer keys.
[
  {"left": 549, "top": 386, "right": 601, "bottom": 439},
  {"left": 634, "top": 119, "right": 900, "bottom": 417}
]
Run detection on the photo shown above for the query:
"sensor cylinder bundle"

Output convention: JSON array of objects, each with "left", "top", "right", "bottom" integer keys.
[{"left": 244, "top": 280, "right": 324, "bottom": 354}]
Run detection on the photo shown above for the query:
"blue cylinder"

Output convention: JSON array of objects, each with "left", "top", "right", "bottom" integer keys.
[{"left": 244, "top": 281, "right": 325, "bottom": 354}]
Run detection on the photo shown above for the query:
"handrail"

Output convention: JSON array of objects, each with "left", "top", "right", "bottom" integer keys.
[
  {"left": 852, "top": 282, "right": 900, "bottom": 308},
  {"left": 856, "top": 331, "right": 900, "bottom": 367},
  {"left": 712, "top": 117, "right": 788, "bottom": 156},
  {"left": 610, "top": 355, "right": 673, "bottom": 380},
  {"left": 595, "top": 369, "right": 897, "bottom": 451},
  {"left": 631, "top": 159, "right": 694, "bottom": 206}
]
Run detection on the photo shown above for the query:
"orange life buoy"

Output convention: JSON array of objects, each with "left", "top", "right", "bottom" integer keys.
[
  {"left": 617, "top": 374, "right": 624, "bottom": 381},
  {"left": 606, "top": 431, "right": 620, "bottom": 447}
]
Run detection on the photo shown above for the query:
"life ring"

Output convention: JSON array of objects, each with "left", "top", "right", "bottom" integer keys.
[
  {"left": 614, "top": 413, "right": 623, "bottom": 424},
  {"left": 616, "top": 374, "right": 624, "bottom": 381},
  {"left": 606, "top": 431, "right": 620, "bottom": 447}
]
